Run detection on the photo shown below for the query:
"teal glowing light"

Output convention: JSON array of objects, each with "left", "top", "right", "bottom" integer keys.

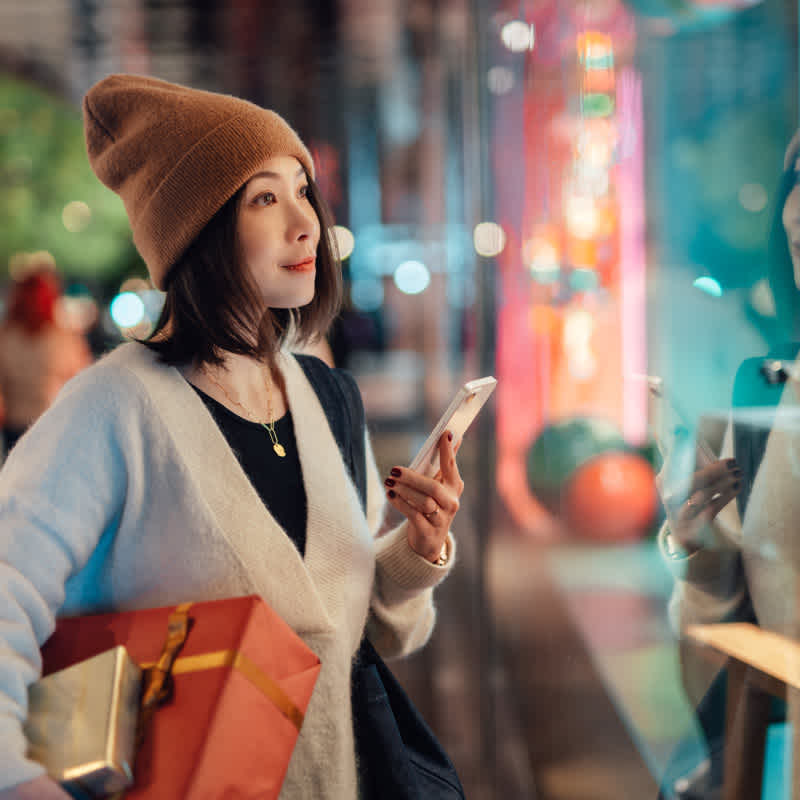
[
  {"left": 569, "top": 268, "right": 599, "bottom": 292},
  {"left": 583, "top": 53, "right": 614, "bottom": 70},
  {"left": 693, "top": 277, "right": 722, "bottom": 298},
  {"left": 110, "top": 292, "right": 146, "bottom": 328},
  {"left": 394, "top": 261, "right": 431, "bottom": 295}
]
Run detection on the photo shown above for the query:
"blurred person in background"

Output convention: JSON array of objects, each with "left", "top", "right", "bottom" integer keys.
[
  {"left": 657, "top": 130, "right": 800, "bottom": 800},
  {"left": 0, "top": 266, "right": 92, "bottom": 454},
  {"left": 0, "top": 75, "right": 463, "bottom": 800}
]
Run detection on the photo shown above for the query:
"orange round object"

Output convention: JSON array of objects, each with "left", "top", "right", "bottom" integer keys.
[{"left": 562, "top": 451, "right": 657, "bottom": 542}]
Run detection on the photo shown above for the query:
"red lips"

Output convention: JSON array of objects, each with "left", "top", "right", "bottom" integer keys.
[{"left": 283, "top": 257, "right": 315, "bottom": 272}]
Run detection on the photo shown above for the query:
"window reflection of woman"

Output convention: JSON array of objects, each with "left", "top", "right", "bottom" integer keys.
[{"left": 658, "top": 130, "right": 800, "bottom": 800}]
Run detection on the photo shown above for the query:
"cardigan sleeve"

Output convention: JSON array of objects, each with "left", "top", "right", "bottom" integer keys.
[
  {"left": 361, "top": 431, "right": 456, "bottom": 659},
  {"left": 0, "top": 365, "right": 131, "bottom": 790},
  {"left": 658, "top": 421, "right": 749, "bottom": 634}
]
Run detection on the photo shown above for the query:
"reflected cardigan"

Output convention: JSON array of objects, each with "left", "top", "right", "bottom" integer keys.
[{"left": 0, "top": 342, "right": 455, "bottom": 798}]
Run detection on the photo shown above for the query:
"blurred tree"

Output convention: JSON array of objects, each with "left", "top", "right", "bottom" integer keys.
[{"left": 0, "top": 74, "right": 141, "bottom": 287}]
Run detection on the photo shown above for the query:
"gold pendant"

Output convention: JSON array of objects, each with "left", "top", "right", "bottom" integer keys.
[{"left": 273, "top": 443, "right": 287, "bottom": 457}]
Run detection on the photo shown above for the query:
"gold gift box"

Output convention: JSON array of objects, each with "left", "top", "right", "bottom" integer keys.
[{"left": 24, "top": 646, "right": 142, "bottom": 799}]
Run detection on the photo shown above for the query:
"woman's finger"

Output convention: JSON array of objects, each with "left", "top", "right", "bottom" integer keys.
[
  {"left": 690, "top": 458, "right": 740, "bottom": 492},
  {"left": 385, "top": 478, "right": 450, "bottom": 517},
  {"left": 674, "top": 477, "right": 742, "bottom": 542},
  {"left": 438, "top": 432, "right": 461, "bottom": 488},
  {"left": 385, "top": 467, "right": 462, "bottom": 510},
  {"left": 665, "top": 467, "right": 740, "bottom": 517},
  {"left": 386, "top": 489, "right": 447, "bottom": 560}
]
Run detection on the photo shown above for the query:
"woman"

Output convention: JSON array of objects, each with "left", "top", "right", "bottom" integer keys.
[
  {"left": 658, "top": 131, "right": 800, "bottom": 799},
  {"left": 0, "top": 75, "right": 462, "bottom": 800}
]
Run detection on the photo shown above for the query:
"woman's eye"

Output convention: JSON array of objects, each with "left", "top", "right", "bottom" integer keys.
[
  {"left": 254, "top": 192, "right": 276, "bottom": 206},
  {"left": 299, "top": 185, "right": 310, "bottom": 199}
]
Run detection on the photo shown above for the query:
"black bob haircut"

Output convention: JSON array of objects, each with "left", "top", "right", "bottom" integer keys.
[{"left": 143, "top": 174, "right": 342, "bottom": 367}]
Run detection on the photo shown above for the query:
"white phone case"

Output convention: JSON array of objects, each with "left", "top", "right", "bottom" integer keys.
[{"left": 408, "top": 376, "right": 497, "bottom": 477}]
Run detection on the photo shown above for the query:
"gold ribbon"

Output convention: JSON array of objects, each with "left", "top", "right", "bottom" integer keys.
[{"left": 140, "top": 604, "right": 305, "bottom": 731}]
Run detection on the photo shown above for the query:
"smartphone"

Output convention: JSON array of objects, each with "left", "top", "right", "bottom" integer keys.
[
  {"left": 408, "top": 376, "right": 498, "bottom": 477},
  {"left": 642, "top": 373, "right": 716, "bottom": 465}
]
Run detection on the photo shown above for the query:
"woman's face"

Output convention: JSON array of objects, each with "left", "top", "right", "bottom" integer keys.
[
  {"left": 237, "top": 155, "right": 320, "bottom": 308},
  {"left": 783, "top": 148, "right": 800, "bottom": 290}
]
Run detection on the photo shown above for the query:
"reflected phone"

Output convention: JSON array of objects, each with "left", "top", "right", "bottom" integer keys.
[
  {"left": 642, "top": 374, "right": 716, "bottom": 466},
  {"left": 408, "top": 376, "right": 498, "bottom": 477}
]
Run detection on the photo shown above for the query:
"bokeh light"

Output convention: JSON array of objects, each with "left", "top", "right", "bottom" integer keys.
[
  {"left": 110, "top": 292, "right": 146, "bottom": 329},
  {"left": 487, "top": 66, "right": 514, "bottom": 95},
  {"left": 61, "top": 201, "right": 92, "bottom": 233},
  {"left": 523, "top": 228, "right": 561, "bottom": 283},
  {"left": 565, "top": 195, "right": 599, "bottom": 239},
  {"left": 393, "top": 260, "right": 431, "bottom": 295},
  {"left": 473, "top": 222, "right": 506, "bottom": 257},
  {"left": 501, "top": 20, "right": 534, "bottom": 53},
  {"left": 330, "top": 225, "right": 355, "bottom": 259},
  {"left": 738, "top": 183, "right": 768, "bottom": 213}
]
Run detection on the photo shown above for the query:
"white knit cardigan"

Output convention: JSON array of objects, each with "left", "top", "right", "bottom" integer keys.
[{"left": 0, "top": 342, "right": 454, "bottom": 798}]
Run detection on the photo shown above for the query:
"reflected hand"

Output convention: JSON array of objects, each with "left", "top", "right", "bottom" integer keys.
[
  {"left": 658, "top": 455, "right": 742, "bottom": 554},
  {"left": 384, "top": 433, "right": 464, "bottom": 562}
]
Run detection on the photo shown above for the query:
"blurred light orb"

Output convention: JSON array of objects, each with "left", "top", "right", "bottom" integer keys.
[
  {"left": 55, "top": 295, "right": 98, "bottom": 332},
  {"left": 62, "top": 201, "right": 92, "bottom": 233},
  {"left": 473, "top": 222, "right": 506, "bottom": 257},
  {"left": 393, "top": 261, "right": 430, "bottom": 295},
  {"left": 738, "top": 183, "right": 768, "bottom": 213},
  {"left": 110, "top": 292, "right": 146, "bottom": 329},
  {"left": 351, "top": 278, "right": 384, "bottom": 312},
  {"left": 501, "top": 20, "right": 534, "bottom": 52},
  {"left": 693, "top": 276, "right": 722, "bottom": 298},
  {"left": 330, "top": 225, "right": 355, "bottom": 259},
  {"left": 562, "top": 451, "right": 657, "bottom": 542},
  {"left": 568, "top": 349, "right": 597, "bottom": 381},
  {"left": 526, "top": 416, "right": 626, "bottom": 513},
  {"left": 564, "top": 309, "right": 594, "bottom": 347},
  {"left": 487, "top": 66, "right": 514, "bottom": 95},
  {"left": 523, "top": 225, "right": 561, "bottom": 282},
  {"left": 565, "top": 195, "right": 598, "bottom": 239},
  {"left": 578, "top": 32, "right": 614, "bottom": 70}
]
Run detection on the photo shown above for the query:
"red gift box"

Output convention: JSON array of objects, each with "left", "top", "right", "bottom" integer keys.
[{"left": 40, "top": 595, "right": 321, "bottom": 800}]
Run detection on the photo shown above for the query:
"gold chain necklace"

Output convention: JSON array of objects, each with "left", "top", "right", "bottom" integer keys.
[{"left": 203, "top": 365, "right": 286, "bottom": 458}]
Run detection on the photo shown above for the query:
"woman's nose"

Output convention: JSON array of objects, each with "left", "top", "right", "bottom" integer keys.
[{"left": 289, "top": 202, "right": 318, "bottom": 243}]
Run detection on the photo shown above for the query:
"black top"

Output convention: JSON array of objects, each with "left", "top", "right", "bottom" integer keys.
[{"left": 191, "top": 385, "right": 308, "bottom": 556}]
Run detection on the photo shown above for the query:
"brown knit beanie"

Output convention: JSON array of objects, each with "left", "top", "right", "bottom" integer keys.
[{"left": 83, "top": 74, "right": 315, "bottom": 289}]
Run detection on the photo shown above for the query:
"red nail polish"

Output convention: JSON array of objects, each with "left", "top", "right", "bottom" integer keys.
[
  {"left": 384, "top": 478, "right": 395, "bottom": 487},
  {"left": 390, "top": 468, "right": 401, "bottom": 477},
  {"left": 387, "top": 489, "right": 396, "bottom": 499},
  {"left": 447, "top": 432, "right": 453, "bottom": 442}
]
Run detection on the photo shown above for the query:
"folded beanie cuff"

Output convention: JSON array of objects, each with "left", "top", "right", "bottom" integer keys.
[{"left": 138, "top": 111, "right": 314, "bottom": 289}]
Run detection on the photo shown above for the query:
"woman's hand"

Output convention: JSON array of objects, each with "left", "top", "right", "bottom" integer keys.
[
  {"left": 658, "top": 455, "right": 742, "bottom": 554},
  {"left": 0, "top": 776, "right": 72, "bottom": 800},
  {"left": 384, "top": 432, "right": 464, "bottom": 562}
]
